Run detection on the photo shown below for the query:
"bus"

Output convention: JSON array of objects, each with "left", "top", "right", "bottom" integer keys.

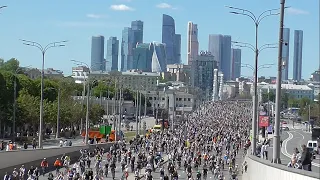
[{"left": 311, "top": 127, "right": 320, "bottom": 140}]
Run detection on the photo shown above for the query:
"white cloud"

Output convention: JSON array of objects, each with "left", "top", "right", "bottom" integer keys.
[
  {"left": 86, "top": 14, "right": 108, "bottom": 19},
  {"left": 287, "top": 7, "right": 309, "bottom": 15},
  {"left": 156, "top": 3, "right": 177, "bottom": 9},
  {"left": 110, "top": 4, "right": 134, "bottom": 11}
]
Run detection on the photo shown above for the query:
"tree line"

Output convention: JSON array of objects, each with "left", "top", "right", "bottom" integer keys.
[{"left": 0, "top": 58, "right": 148, "bottom": 136}]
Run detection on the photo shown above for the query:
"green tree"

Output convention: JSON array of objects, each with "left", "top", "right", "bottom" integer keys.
[
  {"left": 17, "top": 89, "right": 40, "bottom": 129},
  {"left": 288, "top": 98, "right": 299, "bottom": 108},
  {"left": 0, "top": 58, "right": 20, "bottom": 72},
  {"left": 89, "top": 104, "right": 105, "bottom": 125}
]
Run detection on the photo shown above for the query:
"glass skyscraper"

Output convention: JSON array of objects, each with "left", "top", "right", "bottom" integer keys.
[
  {"left": 231, "top": 48, "right": 241, "bottom": 80},
  {"left": 208, "top": 34, "right": 232, "bottom": 80},
  {"left": 174, "top": 34, "right": 181, "bottom": 64},
  {"left": 282, "top": 28, "right": 290, "bottom": 80},
  {"left": 131, "top": 20, "right": 144, "bottom": 47},
  {"left": 106, "top": 37, "right": 119, "bottom": 71},
  {"left": 121, "top": 27, "right": 134, "bottom": 71},
  {"left": 293, "top": 30, "right": 303, "bottom": 81},
  {"left": 132, "top": 43, "right": 154, "bottom": 72},
  {"left": 162, "top": 14, "right": 181, "bottom": 65},
  {"left": 152, "top": 42, "right": 167, "bottom": 72},
  {"left": 121, "top": 20, "right": 144, "bottom": 72},
  {"left": 91, "top": 35, "right": 105, "bottom": 71}
]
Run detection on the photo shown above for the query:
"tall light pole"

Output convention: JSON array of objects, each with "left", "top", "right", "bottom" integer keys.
[
  {"left": 272, "top": 0, "right": 286, "bottom": 164},
  {"left": 21, "top": 39, "right": 66, "bottom": 148},
  {"left": 226, "top": 6, "right": 281, "bottom": 155},
  {"left": 71, "top": 60, "right": 90, "bottom": 145},
  {"left": 47, "top": 86, "right": 61, "bottom": 139}
]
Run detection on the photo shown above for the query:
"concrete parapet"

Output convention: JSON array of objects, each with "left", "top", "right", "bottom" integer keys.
[
  {"left": 244, "top": 155, "right": 320, "bottom": 180},
  {"left": 0, "top": 143, "right": 113, "bottom": 177}
]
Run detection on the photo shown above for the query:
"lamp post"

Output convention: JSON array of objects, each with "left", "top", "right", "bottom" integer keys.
[
  {"left": 241, "top": 63, "right": 275, "bottom": 138},
  {"left": 226, "top": 6, "right": 281, "bottom": 155},
  {"left": 47, "top": 87, "right": 61, "bottom": 139},
  {"left": 21, "top": 39, "right": 67, "bottom": 148},
  {"left": 273, "top": 0, "right": 286, "bottom": 164},
  {"left": 71, "top": 60, "right": 90, "bottom": 145}
]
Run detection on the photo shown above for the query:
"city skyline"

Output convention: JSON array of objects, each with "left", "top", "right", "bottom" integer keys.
[
  {"left": 0, "top": 0, "right": 318, "bottom": 78},
  {"left": 90, "top": 35, "right": 105, "bottom": 71}
]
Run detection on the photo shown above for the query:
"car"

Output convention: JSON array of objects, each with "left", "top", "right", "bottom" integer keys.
[
  {"left": 281, "top": 126, "right": 289, "bottom": 131},
  {"left": 282, "top": 121, "right": 287, "bottom": 124}
]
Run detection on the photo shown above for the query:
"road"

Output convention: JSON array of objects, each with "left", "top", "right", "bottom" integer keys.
[{"left": 266, "top": 120, "right": 320, "bottom": 174}]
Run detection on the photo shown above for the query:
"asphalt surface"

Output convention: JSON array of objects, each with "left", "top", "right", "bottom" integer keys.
[{"left": 265, "top": 121, "right": 320, "bottom": 174}]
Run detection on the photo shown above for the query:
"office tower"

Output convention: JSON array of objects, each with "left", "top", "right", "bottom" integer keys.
[
  {"left": 162, "top": 14, "right": 181, "bottom": 65},
  {"left": 106, "top": 37, "right": 119, "bottom": 71},
  {"left": 191, "top": 51, "right": 218, "bottom": 100},
  {"left": 293, "top": 30, "right": 303, "bottom": 81},
  {"left": 282, "top": 28, "right": 290, "bottom": 80},
  {"left": 132, "top": 43, "right": 154, "bottom": 72},
  {"left": 121, "top": 27, "right": 134, "bottom": 71},
  {"left": 208, "top": 34, "right": 232, "bottom": 80},
  {"left": 131, "top": 20, "right": 144, "bottom": 46},
  {"left": 187, "top": 22, "right": 199, "bottom": 65},
  {"left": 174, "top": 34, "right": 181, "bottom": 64},
  {"left": 91, "top": 36, "right": 105, "bottom": 71},
  {"left": 152, "top": 42, "right": 167, "bottom": 72},
  {"left": 231, "top": 48, "right": 241, "bottom": 80}
]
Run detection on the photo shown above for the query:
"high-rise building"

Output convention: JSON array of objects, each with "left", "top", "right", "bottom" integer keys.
[
  {"left": 231, "top": 48, "right": 241, "bottom": 80},
  {"left": 162, "top": 14, "right": 181, "bottom": 65},
  {"left": 91, "top": 36, "right": 105, "bottom": 71},
  {"left": 131, "top": 20, "right": 144, "bottom": 46},
  {"left": 191, "top": 51, "right": 218, "bottom": 100},
  {"left": 174, "top": 34, "right": 181, "bottom": 64},
  {"left": 132, "top": 43, "right": 154, "bottom": 72},
  {"left": 121, "top": 27, "right": 134, "bottom": 72},
  {"left": 282, "top": 28, "right": 290, "bottom": 80},
  {"left": 187, "top": 22, "right": 199, "bottom": 65},
  {"left": 106, "top": 37, "right": 119, "bottom": 71},
  {"left": 121, "top": 20, "right": 144, "bottom": 72},
  {"left": 152, "top": 42, "right": 167, "bottom": 72},
  {"left": 208, "top": 34, "right": 232, "bottom": 80},
  {"left": 293, "top": 30, "right": 303, "bottom": 81}
]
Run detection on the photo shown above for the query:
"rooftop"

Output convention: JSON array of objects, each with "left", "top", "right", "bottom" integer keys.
[
  {"left": 261, "top": 84, "right": 313, "bottom": 91},
  {"left": 90, "top": 71, "right": 160, "bottom": 77}
]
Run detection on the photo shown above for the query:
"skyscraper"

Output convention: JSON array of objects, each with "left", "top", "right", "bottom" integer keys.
[
  {"left": 121, "top": 27, "right": 134, "bottom": 72},
  {"left": 282, "top": 28, "right": 290, "bottom": 80},
  {"left": 208, "top": 34, "right": 232, "bottom": 80},
  {"left": 121, "top": 20, "right": 144, "bottom": 72},
  {"left": 174, "top": 34, "right": 181, "bottom": 64},
  {"left": 132, "top": 43, "right": 154, "bottom": 72},
  {"left": 162, "top": 14, "right": 181, "bottom": 65},
  {"left": 293, "top": 30, "right": 303, "bottom": 81},
  {"left": 131, "top": 20, "right": 144, "bottom": 46},
  {"left": 231, "top": 48, "right": 241, "bottom": 80},
  {"left": 187, "top": 22, "right": 199, "bottom": 65},
  {"left": 152, "top": 42, "right": 167, "bottom": 72},
  {"left": 106, "top": 37, "right": 119, "bottom": 71},
  {"left": 91, "top": 36, "right": 105, "bottom": 71}
]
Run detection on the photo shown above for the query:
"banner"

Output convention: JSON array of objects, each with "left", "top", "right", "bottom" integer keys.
[{"left": 259, "top": 115, "right": 270, "bottom": 127}]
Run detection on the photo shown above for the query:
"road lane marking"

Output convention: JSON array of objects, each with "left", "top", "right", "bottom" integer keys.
[{"left": 282, "top": 131, "right": 320, "bottom": 168}]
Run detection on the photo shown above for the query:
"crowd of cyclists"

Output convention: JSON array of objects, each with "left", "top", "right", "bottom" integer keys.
[{"left": 3, "top": 100, "right": 252, "bottom": 180}]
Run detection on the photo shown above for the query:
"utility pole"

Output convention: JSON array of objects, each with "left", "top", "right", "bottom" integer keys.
[
  {"left": 135, "top": 90, "right": 139, "bottom": 136},
  {"left": 118, "top": 86, "right": 122, "bottom": 140},
  {"left": 139, "top": 91, "right": 142, "bottom": 135},
  {"left": 56, "top": 88, "right": 60, "bottom": 139},
  {"left": 272, "top": 0, "right": 285, "bottom": 164},
  {"left": 144, "top": 91, "right": 147, "bottom": 117},
  {"left": 13, "top": 74, "right": 17, "bottom": 135}
]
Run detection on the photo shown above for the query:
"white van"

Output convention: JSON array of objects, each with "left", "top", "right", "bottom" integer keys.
[{"left": 307, "top": 140, "right": 319, "bottom": 154}]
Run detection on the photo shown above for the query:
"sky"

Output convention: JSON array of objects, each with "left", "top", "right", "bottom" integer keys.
[{"left": 0, "top": 0, "right": 319, "bottom": 79}]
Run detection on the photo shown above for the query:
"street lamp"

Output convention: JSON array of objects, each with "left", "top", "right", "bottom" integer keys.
[
  {"left": 13, "top": 65, "right": 31, "bottom": 136},
  {"left": 71, "top": 60, "right": 90, "bottom": 145},
  {"left": 20, "top": 39, "right": 67, "bottom": 148},
  {"left": 47, "top": 87, "right": 61, "bottom": 139},
  {"left": 226, "top": 6, "right": 281, "bottom": 155}
]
